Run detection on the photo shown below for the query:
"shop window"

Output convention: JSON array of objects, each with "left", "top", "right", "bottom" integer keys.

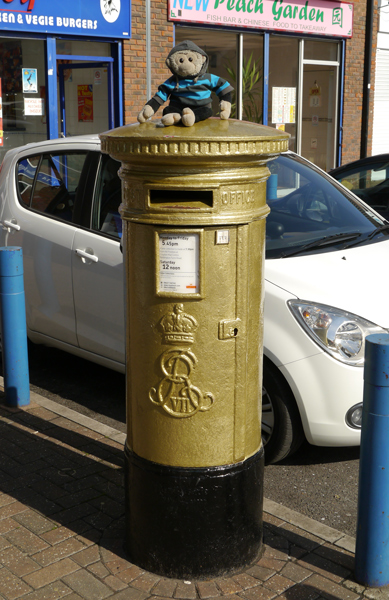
[
  {"left": 17, "top": 152, "right": 88, "bottom": 223},
  {"left": 0, "top": 38, "right": 47, "bottom": 160},
  {"left": 304, "top": 40, "right": 338, "bottom": 62},
  {"left": 175, "top": 28, "right": 264, "bottom": 124},
  {"left": 175, "top": 28, "right": 237, "bottom": 118},
  {"left": 241, "top": 34, "right": 263, "bottom": 124},
  {"left": 268, "top": 36, "right": 299, "bottom": 152},
  {"left": 57, "top": 40, "right": 111, "bottom": 58}
]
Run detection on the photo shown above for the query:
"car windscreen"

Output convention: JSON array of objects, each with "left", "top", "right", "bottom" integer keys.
[{"left": 265, "top": 154, "right": 389, "bottom": 259}]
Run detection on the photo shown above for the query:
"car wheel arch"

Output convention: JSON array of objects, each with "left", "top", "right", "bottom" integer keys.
[{"left": 261, "top": 354, "right": 306, "bottom": 463}]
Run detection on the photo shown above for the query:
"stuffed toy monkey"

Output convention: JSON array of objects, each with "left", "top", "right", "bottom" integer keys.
[{"left": 137, "top": 40, "right": 234, "bottom": 127}]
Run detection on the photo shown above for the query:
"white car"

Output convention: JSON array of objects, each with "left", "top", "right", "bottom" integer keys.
[{"left": 1, "top": 135, "right": 388, "bottom": 463}]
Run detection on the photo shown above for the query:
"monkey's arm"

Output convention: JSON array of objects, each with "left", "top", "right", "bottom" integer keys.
[
  {"left": 137, "top": 78, "right": 175, "bottom": 123},
  {"left": 219, "top": 91, "right": 232, "bottom": 120}
]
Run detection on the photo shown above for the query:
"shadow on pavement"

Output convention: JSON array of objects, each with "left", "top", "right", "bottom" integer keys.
[
  {"left": 10, "top": 342, "right": 127, "bottom": 430},
  {"left": 0, "top": 399, "right": 127, "bottom": 559},
  {"left": 278, "top": 439, "right": 360, "bottom": 466}
]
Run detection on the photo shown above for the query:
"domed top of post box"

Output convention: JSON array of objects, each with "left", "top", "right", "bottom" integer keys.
[
  {"left": 100, "top": 119, "right": 289, "bottom": 226},
  {"left": 100, "top": 118, "right": 289, "bottom": 166}
]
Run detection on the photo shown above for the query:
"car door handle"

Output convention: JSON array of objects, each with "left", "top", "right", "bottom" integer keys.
[
  {"left": 2, "top": 219, "right": 21, "bottom": 232},
  {"left": 75, "top": 248, "right": 99, "bottom": 263}
]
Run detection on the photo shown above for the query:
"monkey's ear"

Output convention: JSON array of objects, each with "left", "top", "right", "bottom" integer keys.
[
  {"left": 201, "top": 55, "right": 206, "bottom": 64},
  {"left": 166, "top": 57, "right": 172, "bottom": 70}
]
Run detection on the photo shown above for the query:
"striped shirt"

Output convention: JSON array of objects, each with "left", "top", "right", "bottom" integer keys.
[{"left": 153, "top": 73, "right": 233, "bottom": 109}]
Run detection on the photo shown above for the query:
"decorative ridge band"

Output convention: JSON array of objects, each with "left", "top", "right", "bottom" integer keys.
[{"left": 100, "top": 137, "right": 289, "bottom": 160}]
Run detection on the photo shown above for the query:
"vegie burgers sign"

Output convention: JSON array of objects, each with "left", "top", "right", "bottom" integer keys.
[{"left": 0, "top": 0, "right": 131, "bottom": 38}]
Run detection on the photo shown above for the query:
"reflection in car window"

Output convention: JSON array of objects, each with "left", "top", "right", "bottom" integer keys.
[
  {"left": 92, "top": 155, "right": 122, "bottom": 239},
  {"left": 266, "top": 154, "right": 387, "bottom": 259},
  {"left": 17, "top": 152, "right": 88, "bottom": 223},
  {"left": 17, "top": 155, "right": 40, "bottom": 207},
  {"left": 337, "top": 163, "right": 389, "bottom": 212}
]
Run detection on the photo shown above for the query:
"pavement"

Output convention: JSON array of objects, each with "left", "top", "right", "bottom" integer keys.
[{"left": 0, "top": 384, "right": 387, "bottom": 600}]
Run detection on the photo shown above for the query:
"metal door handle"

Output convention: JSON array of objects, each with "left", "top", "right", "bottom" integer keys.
[
  {"left": 2, "top": 220, "right": 21, "bottom": 232},
  {"left": 75, "top": 248, "right": 99, "bottom": 263}
]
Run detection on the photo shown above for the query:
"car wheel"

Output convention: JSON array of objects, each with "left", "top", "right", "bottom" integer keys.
[{"left": 262, "top": 360, "right": 305, "bottom": 464}]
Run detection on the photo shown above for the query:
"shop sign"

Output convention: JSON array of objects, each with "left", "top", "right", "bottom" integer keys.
[
  {"left": 0, "top": 0, "right": 131, "bottom": 39},
  {"left": 24, "top": 97, "right": 44, "bottom": 115},
  {"left": 168, "top": 0, "right": 353, "bottom": 38}
]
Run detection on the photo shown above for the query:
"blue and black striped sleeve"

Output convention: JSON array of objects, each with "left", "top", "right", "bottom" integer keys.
[
  {"left": 146, "top": 77, "right": 176, "bottom": 111},
  {"left": 209, "top": 74, "right": 234, "bottom": 99}
]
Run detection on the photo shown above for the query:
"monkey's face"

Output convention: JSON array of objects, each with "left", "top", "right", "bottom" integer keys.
[{"left": 167, "top": 50, "right": 206, "bottom": 78}]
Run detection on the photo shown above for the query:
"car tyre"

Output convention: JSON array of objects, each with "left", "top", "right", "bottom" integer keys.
[{"left": 262, "top": 360, "right": 304, "bottom": 464}]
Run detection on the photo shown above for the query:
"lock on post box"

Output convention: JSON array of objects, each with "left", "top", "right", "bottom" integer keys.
[{"left": 100, "top": 119, "right": 289, "bottom": 580}]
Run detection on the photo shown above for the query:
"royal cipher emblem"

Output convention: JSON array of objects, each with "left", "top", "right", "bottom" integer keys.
[{"left": 149, "top": 304, "right": 215, "bottom": 418}]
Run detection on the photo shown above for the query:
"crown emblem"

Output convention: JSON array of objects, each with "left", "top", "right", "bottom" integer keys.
[{"left": 159, "top": 304, "right": 198, "bottom": 345}]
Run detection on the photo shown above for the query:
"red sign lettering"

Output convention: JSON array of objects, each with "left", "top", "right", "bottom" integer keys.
[{"left": 2, "top": 0, "right": 35, "bottom": 11}]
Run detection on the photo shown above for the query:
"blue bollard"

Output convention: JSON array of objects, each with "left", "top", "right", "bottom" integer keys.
[
  {"left": 0, "top": 247, "right": 30, "bottom": 407},
  {"left": 355, "top": 333, "right": 389, "bottom": 587},
  {"left": 267, "top": 173, "right": 278, "bottom": 200}
]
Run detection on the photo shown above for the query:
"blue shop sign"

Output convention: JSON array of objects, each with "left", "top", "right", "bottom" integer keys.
[{"left": 0, "top": 0, "right": 131, "bottom": 39}]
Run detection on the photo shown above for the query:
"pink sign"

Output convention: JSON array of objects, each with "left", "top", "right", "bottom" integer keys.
[{"left": 168, "top": 0, "right": 353, "bottom": 38}]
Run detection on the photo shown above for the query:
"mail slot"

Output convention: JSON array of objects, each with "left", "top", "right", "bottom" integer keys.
[{"left": 149, "top": 189, "right": 214, "bottom": 208}]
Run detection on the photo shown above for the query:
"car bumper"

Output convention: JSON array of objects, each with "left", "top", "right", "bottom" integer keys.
[{"left": 279, "top": 351, "right": 362, "bottom": 447}]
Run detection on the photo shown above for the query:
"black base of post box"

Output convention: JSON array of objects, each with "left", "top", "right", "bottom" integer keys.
[{"left": 124, "top": 446, "right": 264, "bottom": 579}]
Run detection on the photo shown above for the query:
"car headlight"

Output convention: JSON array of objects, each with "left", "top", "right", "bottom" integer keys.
[{"left": 288, "top": 300, "right": 386, "bottom": 366}]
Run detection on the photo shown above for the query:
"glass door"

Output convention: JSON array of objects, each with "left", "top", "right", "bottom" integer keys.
[
  {"left": 268, "top": 37, "right": 340, "bottom": 170},
  {"left": 299, "top": 40, "right": 340, "bottom": 171},
  {"left": 58, "top": 58, "right": 114, "bottom": 138}
]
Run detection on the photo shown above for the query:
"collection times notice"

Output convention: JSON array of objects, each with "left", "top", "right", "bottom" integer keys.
[{"left": 159, "top": 233, "right": 199, "bottom": 294}]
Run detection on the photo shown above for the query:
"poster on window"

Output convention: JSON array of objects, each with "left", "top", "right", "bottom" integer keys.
[
  {"left": 23, "top": 69, "right": 38, "bottom": 93},
  {"left": 309, "top": 85, "right": 322, "bottom": 107},
  {"left": 272, "top": 87, "right": 296, "bottom": 124},
  {"left": 0, "top": 79, "right": 3, "bottom": 147},
  {"left": 78, "top": 85, "right": 94, "bottom": 122},
  {"left": 24, "top": 98, "right": 44, "bottom": 116}
]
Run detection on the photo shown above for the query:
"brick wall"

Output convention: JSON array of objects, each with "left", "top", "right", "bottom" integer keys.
[
  {"left": 123, "top": 0, "right": 174, "bottom": 124},
  {"left": 342, "top": 0, "right": 378, "bottom": 164}
]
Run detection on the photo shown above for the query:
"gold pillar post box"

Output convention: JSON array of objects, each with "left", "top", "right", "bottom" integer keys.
[{"left": 100, "top": 118, "right": 289, "bottom": 580}]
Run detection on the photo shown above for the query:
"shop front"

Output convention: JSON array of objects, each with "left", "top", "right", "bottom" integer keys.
[
  {"left": 169, "top": 0, "right": 353, "bottom": 170},
  {"left": 0, "top": 0, "right": 130, "bottom": 160}
]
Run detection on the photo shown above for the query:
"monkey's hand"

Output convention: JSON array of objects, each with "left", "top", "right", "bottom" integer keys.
[
  {"left": 137, "top": 105, "right": 155, "bottom": 123},
  {"left": 219, "top": 100, "right": 231, "bottom": 120}
]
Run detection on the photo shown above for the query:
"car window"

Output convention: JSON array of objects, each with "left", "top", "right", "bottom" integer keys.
[
  {"left": 17, "top": 155, "right": 40, "bottom": 207},
  {"left": 17, "top": 152, "right": 88, "bottom": 223},
  {"left": 92, "top": 155, "right": 122, "bottom": 239},
  {"left": 337, "top": 162, "right": 389, "bottom": 190},
  {"left": 335, "top": 161, "right": 389, "bottom": 212},
  {"left": 266, "top": 154, "right": 387, "bottom": 259}
]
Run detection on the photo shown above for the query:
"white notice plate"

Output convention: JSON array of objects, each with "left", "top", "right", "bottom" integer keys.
[{"left": 159, "top": 233, "right": 199, "bottom": 294}]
